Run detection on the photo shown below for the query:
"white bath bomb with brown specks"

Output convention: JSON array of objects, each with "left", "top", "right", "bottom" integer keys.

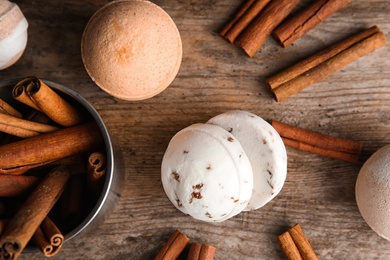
[
  {"left": 207, "top": 110, "right": 287, "bottom": 211},
  {"left": 0, "top": 0, "right": 28, "bottom": 70},
  {"left": 355, "top": 144, "right": 390, "bottom": 241},
  {"left": 81, "top": 0, "right": 182, "bottom": 101},
  {"left": 161, "top": 123, "right": 253, "bottom": 222}
]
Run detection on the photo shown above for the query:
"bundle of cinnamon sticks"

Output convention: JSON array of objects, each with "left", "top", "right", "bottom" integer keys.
[
  {"left": 154, "top": 230, "right": 216, "bottom": 260},
  {"left": 0, "top": 76, "right": 107, "bottom": 259}
]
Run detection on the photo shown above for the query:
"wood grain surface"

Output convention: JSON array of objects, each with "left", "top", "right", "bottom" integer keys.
[{"left": 1, "top": 0, "right": 390, "bottom": 259}]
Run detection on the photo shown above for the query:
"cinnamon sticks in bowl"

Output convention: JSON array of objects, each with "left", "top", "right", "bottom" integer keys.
[{"left": 0, "top": 76, "right": 116, "bottom": 259}]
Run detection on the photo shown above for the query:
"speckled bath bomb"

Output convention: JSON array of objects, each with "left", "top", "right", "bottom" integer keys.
[
  {"left": 81, "top": 0, "right": 182, "bottom": 101},
  {"left": 161, "top": 123, "right": 253, "bottom": 222},
  {"left": 355, "top": 144, "right": 390, "bottom": 241}
]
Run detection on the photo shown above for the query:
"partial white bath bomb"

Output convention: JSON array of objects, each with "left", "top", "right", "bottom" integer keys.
[
  {"left": 0, "top": 1, "right": 28, "bottom": 70},
  {"left": 207, "top": 110, "right": 287, "bottom": 211},
  {"left": 161, "top": 123, "right": 253, "bottom": 222},
  {"left": 355, "top": 144, "right": 390, "bottom": 241}
]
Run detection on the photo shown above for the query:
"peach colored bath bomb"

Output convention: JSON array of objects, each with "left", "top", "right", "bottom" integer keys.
[
  {"left": 81, "top": 0, "right": 182, "bottom": 101},
  {"left": 355, "top": 144, "right": 390, "bottom": 241}
]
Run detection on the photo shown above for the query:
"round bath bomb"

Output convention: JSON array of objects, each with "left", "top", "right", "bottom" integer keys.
[
  {"left": 207, "top": 110, "right": 287, "bottom": 211},
  {"left": 81, "top": 0, "right": 182, "bottom": 100},
  {"left": 0, "top": 0, "right": 28, "bottom": 70},
  {"left": 355, "top": 144, "right": 390, "bottom": 241},
  {"left": 161, "top": 123, "right": 253, "bottom": 222}
]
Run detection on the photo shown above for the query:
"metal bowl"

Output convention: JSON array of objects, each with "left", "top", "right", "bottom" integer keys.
[{"left": 0, "top": 77, "right": 122, "bottom": 247}]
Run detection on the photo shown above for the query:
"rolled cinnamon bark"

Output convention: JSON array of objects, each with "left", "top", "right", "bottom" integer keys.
[
  {"left": 0, "top": 121, "right": 104, "bottom": 175},
  {"left": 0, "top": 113, "right": 59, "bottom": 137},
  {"left": 235, "top": 0, "right": 300, "bottom": 57},
  {"left": 0, "top": 175, "right": 40, "bottom": 197},
  {"left": 220, "top": 0, "right": 256, "bottom": 36},
  {"left": 0, "top": 98, "right": 21, "bottom": 118},
  {"left": 277, "top": 231, "right": 303, "bottom": 260},
  {"left": 273, "top": 0, "right": 352, "bottom": 47},
  {"left": 221, "top": 0, "right": 270, "bottom": 43},
  {"left": 32, "top": 217, "right": 63, "bottom": 257},
  {"left": 154, "top": 230, "right": 190, "bottom": 260},
  {"left": 187, "top": 242, "right": 216, "bottom": 260},
  {"left": 87, "top": 152, "right": 106, "bottom": 198},
  {"left": 13, "top": 76, "right": 85, "bottom": 127},
  {"left": 0, "top": 166, "right": 70, "bottom": 260}
]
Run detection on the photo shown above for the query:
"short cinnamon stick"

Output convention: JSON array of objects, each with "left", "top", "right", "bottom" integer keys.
[
  {"left": 13, "top": 76, "right": 84, "bottom": 127},
  {"left": 0, "top": 175, "right": 40, "bottom": 197},
  {"left": 32, "top": 217, "right": 63, "bottom": 257},
  {"left": 273, "top": 0, "right": 352, "bottom": 47},
  {"left": 0, "top": 121, "right": 104, "bottom": 175},
  {"left": 235, "top": 0, "right": 300, "bottom": 57},
  {"left": 266, "top": 26, "right": 387, "bottom": 101},
  {"left": 288, "top": 224, "right": 318, "bottom": 260},
  {"left": 154, "top": 230, "right": 190, "bottom": 260},
  {"left": 0, "top": 166, "right": 70, "bottom": 260},
  {"left": 272, "top": 120, "right": 361, "bottom": 163},
  {"left": 187, "top": 242, "right": 216, "bottom": 260},
  {"left": 87, "top": 152, "right": 106, "bottom": 198},
  {"left": 221, "top": 0, "right": 270, "bottom": 43},
  {"left": 277, "top": 231, "right": 302, "bottom": 260}
]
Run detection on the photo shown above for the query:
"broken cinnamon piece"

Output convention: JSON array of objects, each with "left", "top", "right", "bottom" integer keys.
[
  {"left": 272, "top": 120, "right": 362, "bottom": 163},
  {"left": 288, "top": 224, "right": 318, "bottom": 260},
  {"left": 266, "top": 26, "right": 387, "bottom": 101},
  {"left": 0, "top": 166, "right": 70, "bottom": 260},
  {"left": 235, "top": 0, "right": 300, "bottom": 57},
  {"left": 277, "top": 231, "right": 302, "bottom": 260},
  {"left": 220, "top": 0, "right": 270, "bottom": 43},
  {"left": 187, "top": 242, "right": 216, "bottom": 260},
  {"left": 154, "top": 230, "right": 190, "bottom": 260},
  {"left": 273, "top": 0, "right": 352, "bottom": 47}
]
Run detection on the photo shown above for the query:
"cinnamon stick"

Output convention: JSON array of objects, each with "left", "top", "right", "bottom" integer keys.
[
  {"left": 288, "top": 224, "right": 318, "bottom": 260},
  {"left": 220, "top": 0, "right": 270, "bottom": 43},
  {"left": 187, "top": 242, "right": 216, "bottom": 260},
  {"left": 266, "top": 26, "right": 387, "bottom": 101},
  {"left": 235, "top": 0, "right": 300, "bottom": 57},
  {"left": 154, "top": 230, "right": 190, "bottom": 260},
  {"left": 0, "top": 113, "right": 59, "bottom": 138},
  {"left": 13, "top": 76, "right": 84, "bottom": 127},
  {"left": 0, "top": 166, "right": 70, "bottom": 260},
  {"left": 0, "top": 121, "right": 104, "bottom": 175},
  {"left": 32, "top": 217, "right": 63, "bottom": 257},
  {"left": 272, "top": 120, "right": 361, "bottom": 163},
  {"left": 87, "top": 152, "right": 106, "bottom": 198},
  {"left": 0, "top": 98, "right": 21, "bottom": 118},
  {"left": 0, "top": 175, "right": 40, "bottom": 197},
  {"left": 273, "top": 0, "right": 352, "bottom": 47},
  {"left": 277, "top": 231, "right": 302, "bottom": 260}
]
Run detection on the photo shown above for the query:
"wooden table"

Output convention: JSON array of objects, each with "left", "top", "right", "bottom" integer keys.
[{"left": 2, "top": 0, "right": 390, "bottom": 259}]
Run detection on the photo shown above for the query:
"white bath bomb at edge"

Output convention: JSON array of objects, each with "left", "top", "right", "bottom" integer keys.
[
  {"left": 355, "top": 144, "right": 390, "bottom": 241},
  {"left": 161, "top": 123, "right": 253, "bottom": 222},
  {"left": 0, "top": 1, "right": 28, "bottom": 70}
]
